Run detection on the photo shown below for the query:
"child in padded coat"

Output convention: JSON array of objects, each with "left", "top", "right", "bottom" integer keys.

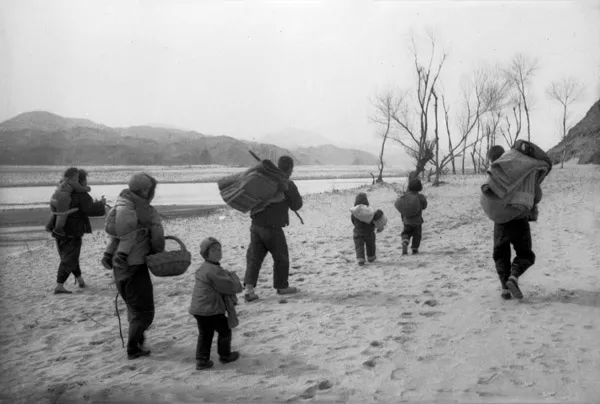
[
  {"left": 189, "top": 237, "right": 243, "bottom": 370},
  {"left": 101, "top": 202, "right": 143, "bottom": 271},
  {"left": 100, "top": 174, "right": 157, "bottom": 271},
  {"left": 395, "top": 178, "right": 428, "bottom": 255},
  {"left": 47, "top": 167, "right": 92, "bottom": 236},
  {"left": 350, "top": 192, "right": 384, "bottom": 265}
]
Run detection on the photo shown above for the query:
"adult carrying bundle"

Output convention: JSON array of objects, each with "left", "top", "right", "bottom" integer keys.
[
  {"left": 395, "top": 192, "right": 422, "bottom": 219},
  {"left": 217, "top": 159, "right": 289, "bottom": 213},
  {"left": 480, "top": 140, "right": 552, "bottom": 224}
]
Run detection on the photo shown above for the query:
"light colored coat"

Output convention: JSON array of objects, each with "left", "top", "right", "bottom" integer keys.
[{"left": 189, "top": 261, "right": 243, "bottom": 318}]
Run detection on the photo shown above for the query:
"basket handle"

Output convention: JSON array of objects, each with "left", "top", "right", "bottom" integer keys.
[{"left": 164, "top": 235, "right": 187, "bottom": 252}]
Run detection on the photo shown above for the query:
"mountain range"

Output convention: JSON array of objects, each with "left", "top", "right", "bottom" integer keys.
[
  {"left": 0, "top": 111, "right": 379, "bottom": 166},
  {"left": 547, "top": 99, "right": 600, "bottom": 165}
]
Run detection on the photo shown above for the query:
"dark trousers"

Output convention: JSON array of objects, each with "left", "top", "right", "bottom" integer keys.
[
  {"left": 401, "top": 224, "right": 422, "bottom": 249},
  {"left": 493, "top": 218, "right": 536, "bottom": 288},
  {"left": 115, "top": 264, "right": 155, "bottom": 354},
  {"left": 55, "top": 236, "right": 82, "bottom": 284},
  {"left": 353, "top": 232, "right": 376, "bottom": 260},
  {"left": 245, "top": 224, "right": 289, "bottom": 289},
  {"left": 194, "top": 314, "right": 232, "bottom": 361}
]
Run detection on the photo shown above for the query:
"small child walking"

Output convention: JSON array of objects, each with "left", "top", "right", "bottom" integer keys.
[
  {"left": 47, "top": 167, "right": 91, "bottom": 236},
  {"left": 395, "top": 178, "right": 428, "bottom": 255},
  {"left": 350, "top": 192, "right": 384, "bottom": 265},
  {"left": 189, "top": 237, "right": 243, "bottom": 370}
]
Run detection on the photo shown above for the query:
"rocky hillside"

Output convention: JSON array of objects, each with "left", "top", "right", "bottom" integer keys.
[
  {"left": 547, "top": 99, "right": 600, "bottom": 164},
  {"left": 0, "top": 111, "right": 377, "bottom": 166}
]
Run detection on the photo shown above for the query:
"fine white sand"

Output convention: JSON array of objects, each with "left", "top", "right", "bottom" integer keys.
[{"left": 1, "top": 165, "right": 599, "bottom": 403}]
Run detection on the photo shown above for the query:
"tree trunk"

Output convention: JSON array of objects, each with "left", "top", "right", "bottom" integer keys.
[{"left": 560, "top": 103, "right": 567, "bottom": 169}]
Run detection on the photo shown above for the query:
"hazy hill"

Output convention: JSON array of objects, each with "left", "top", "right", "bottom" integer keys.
[
  {"left": 0, "top": 112, "right": 291, "bottom": 166},
  {"left": 260, "top": 128, "right": 333, "bottom": 148},
  {"left": 293, "top": 144, "right": 378, "bottom": 165},
  {"left": 0, "top": 111, "right": 377, "bottom": 166},
  {"left": 547, "top": 99, "right": 600, "bottom": 164}
]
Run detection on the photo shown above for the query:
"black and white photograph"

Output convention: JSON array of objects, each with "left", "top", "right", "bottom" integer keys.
[{"left": 0, "top": 0, "right": 599, "bottom": 402}]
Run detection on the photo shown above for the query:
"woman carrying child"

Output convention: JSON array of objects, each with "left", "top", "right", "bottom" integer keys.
[
  {"left": 111, "top": 172, "right": 165, "bottom": 360},
  {"left": 49, "top": 168, "right": 106, "bottom": 294}
]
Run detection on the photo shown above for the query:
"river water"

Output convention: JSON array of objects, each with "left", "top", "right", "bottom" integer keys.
[{"left": 0, "top": 177, "right": 407, "bottom": 209}]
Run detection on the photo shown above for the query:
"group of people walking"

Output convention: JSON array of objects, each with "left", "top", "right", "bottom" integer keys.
[{"left": 47, "top": 141, "right": 550, "bottom": 370}]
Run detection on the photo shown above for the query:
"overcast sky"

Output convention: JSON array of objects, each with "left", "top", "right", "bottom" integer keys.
[{"left": 1, "top": 0, "right": 599, "bottom": 154}]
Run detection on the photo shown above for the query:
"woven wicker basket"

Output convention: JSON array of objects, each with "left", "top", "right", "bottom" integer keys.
[{"left": 146, "top": 236, "right": 191, "bottom": 277}]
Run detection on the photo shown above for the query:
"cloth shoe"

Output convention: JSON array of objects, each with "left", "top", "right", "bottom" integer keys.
[
  {"left": 357, "top": 258, "right": 365, "bottom": 266},
  {"left": 54, "top": 284, "right": 72, "bottom": 294},
  {"left": 506, "top": 276, "right": 523, "bottom": 299},
  {"left": 412, "top": 249, "right": 419, "bottom": 254},
  {"left": 101, "top": 252, "right": 113, "bottom": 269},
  {"left": 76, "top": 276, "right": 86, "bottom": 288},
  {"left": 127, "top": 348, "right": 151, "bottom": 360},
  {"left": 196, "top": 359, "right": 214, "bottom": 370},
  {"left": 501, "top": 288, "right": 512, "bottom": 300},
  {"left": 244, "top": 291, "right": 259, "bottom": 302},
  {"left": 219, "top": 351, "right": 240, "bottom": 364},
  {"left": 367, "top": 256, "right": 376, "bottom": 263},
  {"left": 277, "top": 286, "right": 298, "bottom": 295}
]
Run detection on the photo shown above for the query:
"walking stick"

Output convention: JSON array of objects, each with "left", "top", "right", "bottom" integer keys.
[{"left": 248, "top": 150, "right": 304, "bottom": 224}]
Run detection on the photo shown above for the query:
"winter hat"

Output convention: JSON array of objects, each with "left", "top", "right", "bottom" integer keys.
[
  {"left": 128, "top": 172, "right": 157, "bottom": 200},
  {"left": 408, "top": 178, "right": 423, "bottom": 192},
  {"left": 200, "top": 237, "right": 221, "bottom": 259},
  {"left": 354, "top": 192, "right": 369, "bottom": 206}
]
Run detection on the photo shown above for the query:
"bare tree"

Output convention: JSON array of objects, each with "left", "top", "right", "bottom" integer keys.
[
  {"left": 547, "top": 77, "right": 584, "bottom": 168},
  {"left": 499, "top": 95, "right": 523, "bottom": 147},
  {"left": 390, "top": 34, "right": 446, "bottom": 179},
  {"left": 504, "top": 54, "right": 538, "bottom": 141},
  {"left": 370, "top": 90, "right": 400, "bottom": 182}
]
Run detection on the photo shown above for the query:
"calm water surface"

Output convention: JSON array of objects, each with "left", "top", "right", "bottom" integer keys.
[{"left": 0, "top": 177, "right": 406, "bottom": 209}]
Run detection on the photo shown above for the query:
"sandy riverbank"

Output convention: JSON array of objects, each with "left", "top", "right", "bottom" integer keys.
[{"left": 0, "top": 165, "right": 599, "bottom": 403}]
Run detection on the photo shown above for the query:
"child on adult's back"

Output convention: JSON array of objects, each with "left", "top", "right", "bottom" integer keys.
[
  {"left": 189, "top": 237, "right": 243, "bottom": 370},
  {"left": 395, "top": 178, "right": 428, "bottom": 255}
]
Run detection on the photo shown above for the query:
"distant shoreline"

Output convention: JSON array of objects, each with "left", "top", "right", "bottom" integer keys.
[
  {"left": 0, "top": 204, "right": 224, "bottom": 228},
  {"left": 0, "top": 174, "right": 410, "bottom": 188},
  {"left": 0, "top": 164, "right": 409, "bottom": 187}
]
